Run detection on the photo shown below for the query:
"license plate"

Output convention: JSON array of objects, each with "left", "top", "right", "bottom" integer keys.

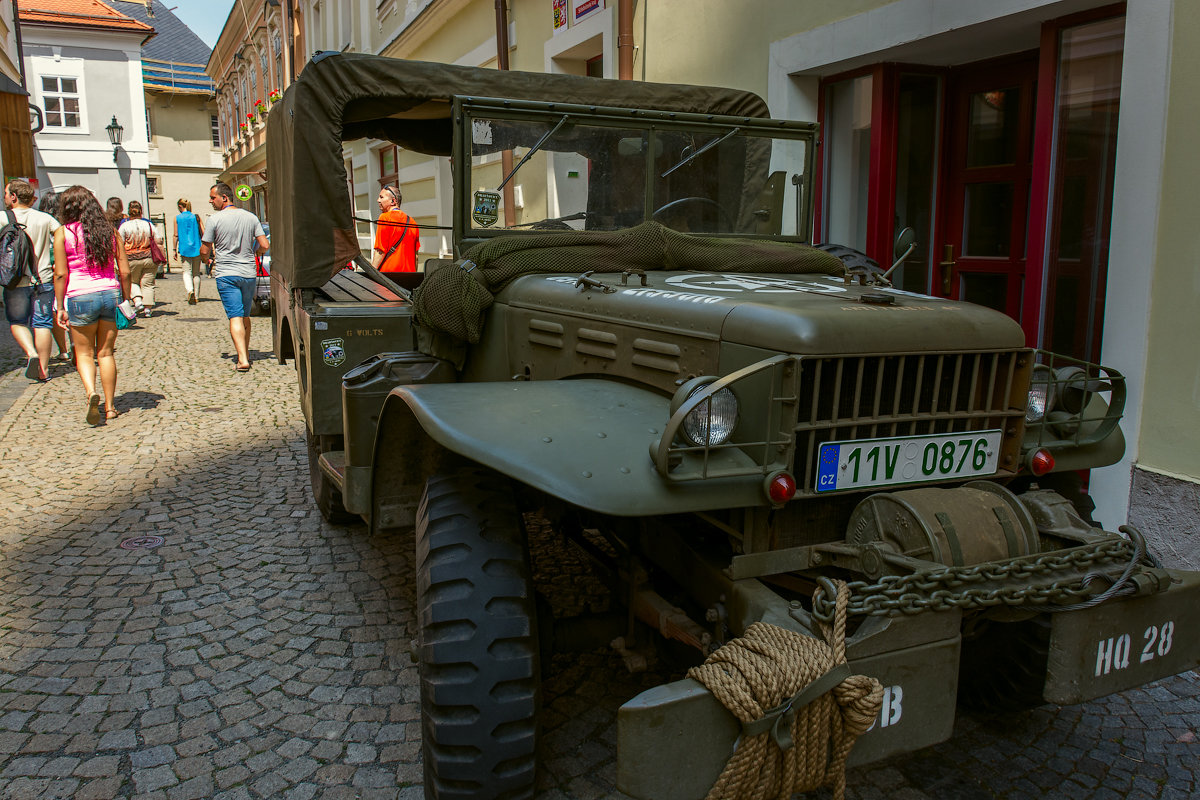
[{"left": 815, "top": 430, "right": 1002, "bottom": 493}]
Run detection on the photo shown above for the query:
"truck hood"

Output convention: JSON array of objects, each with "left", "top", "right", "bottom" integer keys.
[{"left": 500, "top": 271, "right": 1026, "bottom": 353}]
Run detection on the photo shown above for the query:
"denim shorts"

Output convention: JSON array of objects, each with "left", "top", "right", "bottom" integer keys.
[
  {"left": 3, "top": 285, "right": 33, "bottom": 326},
  {"left": 31, "top": 286, "right": 56, "bottom": 330},
  {"left": 66, "top": 288, "right": 122, "bottom": 326},
  {"left": 216, "top": 276, "right": 256, "bottom": 319}
]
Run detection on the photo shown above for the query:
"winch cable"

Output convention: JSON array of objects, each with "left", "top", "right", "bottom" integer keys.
[{"left": 687, "top": 580, "right": 883, "bottom": 800}]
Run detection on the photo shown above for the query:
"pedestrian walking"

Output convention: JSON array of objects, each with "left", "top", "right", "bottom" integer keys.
[
  {"left": 105, "top": 197, "right": 125, "bottom": 228},
  {"left": 3, "top": 179, "right": 59, "bottom": 381},
  {"left": 200, "top": 182, "right": 268, "bottom": 372},
  {"left": 53, "top": 185, "right": 131, "bottom": 426},
  {"left": 371, "top": 184, "right": 420, "bottom": 273},
  {"left": 37, "top": 190, "right": 73, "bottom": 364},
  {"left": 119, "top": 200, "right": 156, "bottom": 317},
  {"left": 174, "top": 198, "right": 204, "bottom": 304}
]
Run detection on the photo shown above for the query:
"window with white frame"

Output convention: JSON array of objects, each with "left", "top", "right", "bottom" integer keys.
[
  {"left": 146, "top": 175, "right": 161, "bottom": 197},
  {"left": 40, "top": 75, "right": 82, "bottom": 129},
  {"left": 261, "top": 50, "right": 270, "bottom": 93},
  {"left": 211, "top": 114, "right": 220, "bottom": 148},
  {"left": 250, "top": 64, "right": 257, "bottom": 102},
  {"left": 273, "top": 33, "right": 283, "bottom": 89}
]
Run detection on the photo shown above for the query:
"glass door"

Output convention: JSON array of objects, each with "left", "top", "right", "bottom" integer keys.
[{"left": 938, "top": 57, "right": 1038, "bottom": 319}]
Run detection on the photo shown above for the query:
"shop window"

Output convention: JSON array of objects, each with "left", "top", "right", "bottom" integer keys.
[
  {"left": 1039, "top": 15, "right": 1124, "bottom": 361},
  {"left": 821, "top": 74, "right": 872, "bottom": 251}
]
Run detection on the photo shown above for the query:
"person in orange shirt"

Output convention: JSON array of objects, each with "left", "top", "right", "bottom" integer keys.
[{"left": 370, "top": 185, "right": 420, "bottom": 272}]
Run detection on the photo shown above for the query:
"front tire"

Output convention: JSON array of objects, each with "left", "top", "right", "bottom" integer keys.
[{"left": 416, "top": 467, "right": 540, "bottom": 799}]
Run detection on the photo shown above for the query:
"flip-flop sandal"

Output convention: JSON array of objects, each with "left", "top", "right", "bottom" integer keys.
[
  {"left": 86, "top": 394, "right": 102, "bottom": 426},
  {"left": 25, "top": 357, "right": 42, "bottom": 380},
  {"left": 235, "top": 364, "right": 251, "bottom": 372},
  {"left": 106, "top": 409, "right": 121, "bottom": 420}
]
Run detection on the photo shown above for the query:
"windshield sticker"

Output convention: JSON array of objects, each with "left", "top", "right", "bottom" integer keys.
[
  {"left": 471, "top": 120, "right": 493, "bottom": 145},
  {"left": 472, "top": 190, "right": 500, "bottom": 227}
]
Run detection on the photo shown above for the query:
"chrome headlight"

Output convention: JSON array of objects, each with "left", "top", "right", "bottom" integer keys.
[
  {"left": 1026, "top": 364, "right": 1057, "bottom": 424},
  {"left": 682, "top": 384, "right": 739, "bottom": 447}
]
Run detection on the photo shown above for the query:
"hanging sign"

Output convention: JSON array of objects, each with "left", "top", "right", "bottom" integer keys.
[
  {"left": 573, "top": 0, "right": 603, "bottom": 23},
  {"left": 553, "top": 0, "right": 568, "bottom": 33},
  {"left": 235, "top": 184, "right": 253, "bottom": 201}
]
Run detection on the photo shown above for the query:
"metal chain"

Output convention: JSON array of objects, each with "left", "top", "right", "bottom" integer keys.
[{"left": 810, "top": 535, "right": 1145, "bottom": 624}]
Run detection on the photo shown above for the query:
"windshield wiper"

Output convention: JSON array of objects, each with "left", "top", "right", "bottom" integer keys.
[
  {"left": 660, "top": 127, "right": 740, "bottom": 178},
  {"left": 496, "top": 114, "right": 570, "bottom": 192}
]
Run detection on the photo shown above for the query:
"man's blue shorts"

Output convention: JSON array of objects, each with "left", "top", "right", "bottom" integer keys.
[
  {"left": 216, "top": 276, "right": 256, "bottom": 319},
  {"left": 31, "top": 286, "right": 55, "bottom": 329}
]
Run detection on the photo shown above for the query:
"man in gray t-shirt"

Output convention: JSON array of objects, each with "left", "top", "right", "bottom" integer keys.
[{"left": 201, "top": 182, "right": 269, "bottom": 372}]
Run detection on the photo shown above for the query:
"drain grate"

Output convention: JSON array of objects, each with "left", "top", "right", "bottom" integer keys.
[{"left": 119, "top": 535, "right": 164, "bottom": 550}]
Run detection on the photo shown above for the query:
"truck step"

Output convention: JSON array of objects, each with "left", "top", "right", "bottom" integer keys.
[{"left": 318, "top": 449, "right": 347, "bottom": 491}]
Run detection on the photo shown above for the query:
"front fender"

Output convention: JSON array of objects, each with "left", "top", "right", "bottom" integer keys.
[{"left": 390, "top": 379, "right": 767, "bottom": 516}]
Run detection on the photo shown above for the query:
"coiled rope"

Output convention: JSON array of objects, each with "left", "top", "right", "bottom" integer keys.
[{"left": 687, "top": 581, "right": 883, "bottom": 800}]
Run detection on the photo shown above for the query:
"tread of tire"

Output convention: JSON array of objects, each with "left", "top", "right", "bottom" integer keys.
[{"left": 416, "top": 468, "right": 539, "bottom": 799}]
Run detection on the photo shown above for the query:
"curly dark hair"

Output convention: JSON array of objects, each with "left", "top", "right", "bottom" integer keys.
[
  {"left": 60, "top": 185, "right": 117, "bottom": 269},
  {"left": 37, "top": 191, "right": 59, "bottom": 218}
]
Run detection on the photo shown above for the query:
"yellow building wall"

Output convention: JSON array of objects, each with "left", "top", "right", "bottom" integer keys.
[
  {"left": 638, "top": 1, "right": 885, "bottom": 92},
  {"left": 1137, "top": 9, "right": 1200, "bottom": 479}
]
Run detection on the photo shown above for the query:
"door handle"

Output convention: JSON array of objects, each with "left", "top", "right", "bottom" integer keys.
[{"left": 939, "top": 244, "right": 956, "bottom": 295}]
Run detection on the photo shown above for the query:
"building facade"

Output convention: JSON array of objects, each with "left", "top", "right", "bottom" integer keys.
[
  {"left": 287, "top": 0, "right": 1195, "bottom": 565},
  {"left": 208, "top": 0, "right": 300, "bottom": 224},
  {"left": 18, "top": 0, "right": 154, "bottom": 204},
  {"left": 113, "top": 0, "right": 219, "bottom": 259},
  {"left": 0, "top": 0, "right": 36, "bottom": 185}
]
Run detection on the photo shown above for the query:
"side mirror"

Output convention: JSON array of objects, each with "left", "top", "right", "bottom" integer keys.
[{"left": 882, "top": 227, "right": 917, "bottom": 281}]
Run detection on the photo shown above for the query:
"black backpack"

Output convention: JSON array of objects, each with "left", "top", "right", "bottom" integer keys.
[{"left": 0, "top": 209, "right": 37, "bottom": 290}]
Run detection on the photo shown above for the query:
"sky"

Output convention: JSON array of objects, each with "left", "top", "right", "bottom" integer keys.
[{"left": 169, "top": 0, "right": 237, "bottom": 49}]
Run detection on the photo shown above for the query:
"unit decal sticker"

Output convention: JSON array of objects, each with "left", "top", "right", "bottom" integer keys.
[{"left": 321, "top": 338, "right": 347, "bottom": 367}]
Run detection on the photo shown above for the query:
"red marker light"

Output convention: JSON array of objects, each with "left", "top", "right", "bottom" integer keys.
[
  {"left": 1029, "top": 449, "right": 1055, "bottom": 477},
  {"left": 767, "top": 472, "right": 797, "bottom": 504}
]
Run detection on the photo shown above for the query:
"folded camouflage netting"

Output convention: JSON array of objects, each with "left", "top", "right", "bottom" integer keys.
[{"left": 412, "top": 221, "right": 847, "bottom": 344}]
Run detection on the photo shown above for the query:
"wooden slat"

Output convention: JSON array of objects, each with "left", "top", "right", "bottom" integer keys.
[
  {"left": 318, "top": 276, "right": 359, "bottom": 302},
  {"left": 318, "top": 269, "right": 404, "bottom": 302}
]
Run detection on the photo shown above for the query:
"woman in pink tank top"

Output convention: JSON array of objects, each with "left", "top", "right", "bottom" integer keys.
[{"left": 52, "top": 185, "right": 130, "bottom": 426}]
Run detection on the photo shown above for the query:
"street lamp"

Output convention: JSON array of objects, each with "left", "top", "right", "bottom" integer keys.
[{"left": 105, "top": 115, "right": 123, "bottom": 163}]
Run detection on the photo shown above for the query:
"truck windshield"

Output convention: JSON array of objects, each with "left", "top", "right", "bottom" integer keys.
[{"left": 462, "top": 107, "right": 814, "bottom": 240}]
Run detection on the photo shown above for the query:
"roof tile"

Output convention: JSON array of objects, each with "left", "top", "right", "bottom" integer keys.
[{"left": 17, "top": 0, "right": 154, "bottom": 35}]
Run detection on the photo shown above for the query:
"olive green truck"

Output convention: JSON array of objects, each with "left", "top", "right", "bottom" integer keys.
[{"left": 268, "top": 53, "right": 1199, "bottom": 800}]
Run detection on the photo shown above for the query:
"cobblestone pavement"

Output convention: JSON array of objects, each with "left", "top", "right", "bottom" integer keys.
[{"left": 0, "top": 277, "right": 1197, "bottom": 800}]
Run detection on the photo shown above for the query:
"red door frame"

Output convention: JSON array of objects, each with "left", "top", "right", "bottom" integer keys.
[
  {"left": 815, "top": 2, "right": 1126, "bottom": 347},
  {"left": 816, "top": 63, "right": 947, "bottom": 278},
  {"left": 938, "top": 52, "right": 1038, "bottom": 319},
  {"left": 1024, "top": 3, "right": 1126, "bottom": 348}
]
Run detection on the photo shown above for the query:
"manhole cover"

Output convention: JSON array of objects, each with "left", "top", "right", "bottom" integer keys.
[{"left": 119, "top": 536, "right": 164, "bottom": 550}]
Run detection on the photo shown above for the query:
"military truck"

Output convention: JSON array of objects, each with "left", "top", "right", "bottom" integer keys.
[{"left": 268, "top": 53, "right": 1199, "bottom": 800}]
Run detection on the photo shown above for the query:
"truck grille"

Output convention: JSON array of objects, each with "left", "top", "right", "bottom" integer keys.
[{"left": 792, "top": 350, "right": 1031, "bottom": 494}]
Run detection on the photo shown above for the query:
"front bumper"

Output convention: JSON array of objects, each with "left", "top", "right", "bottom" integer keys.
[{"left": 616, "top": 566, "right": 1200, "bottom": 800}]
